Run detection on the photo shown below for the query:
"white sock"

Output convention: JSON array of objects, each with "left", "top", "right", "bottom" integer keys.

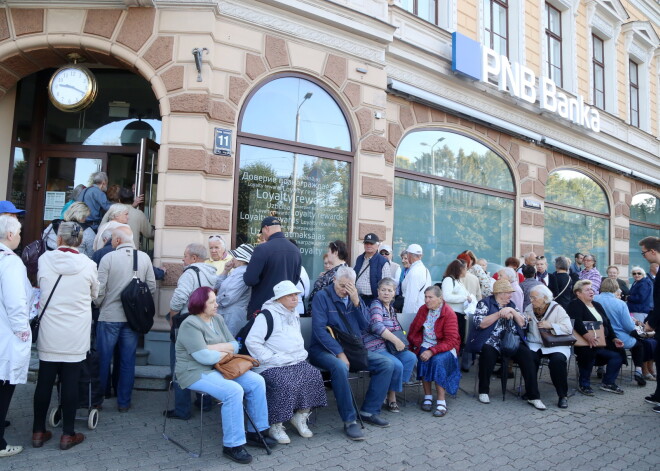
[
  {"left": 424, "top": 395, "right": 433, "bottom": 401},
  {"left": 436, "top": 400, "right": 446, "bottom": 407}
]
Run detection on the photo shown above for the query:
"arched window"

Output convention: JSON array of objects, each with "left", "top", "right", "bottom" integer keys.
[
  {"left": 629, "top": 192, "right": 660, "bottom": 276},
  {"left": 236, "top": 75, "right": 353, "bottom": 278},
  {"left": 394, "top": 129, "right": 515, "bottom": 281},
  {"left": 544, "top": 169, "right": 610, "bottom": 269}
]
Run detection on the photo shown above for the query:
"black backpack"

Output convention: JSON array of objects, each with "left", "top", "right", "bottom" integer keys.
[
  {"left": 235, "top": 309, "right": 274, "bottom": 356},
  {"left": 121, "top": 250, "right": 155, "bottom": 334}
]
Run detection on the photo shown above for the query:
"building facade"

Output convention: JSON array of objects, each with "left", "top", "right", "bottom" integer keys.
[{"left": 0, "top": 0, "right": 658, "bottom": 334}]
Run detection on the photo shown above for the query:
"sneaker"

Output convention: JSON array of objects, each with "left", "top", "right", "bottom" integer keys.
[
  {"left": 527, "top": 399, "right": 547, "bottom": 410},
  {"left": 478, "top": 394, "right": 490, "bottom": 404},
  {"left": 359, "top": 413, "right": 390, "bottom": 428},
  {"left": 245, "top": 431, "right": 278, "bottom": 449},
  {"left": 223, "top": 445, "right": 252, "bottom": 464},
  {"left": 596, "top": 367, "right": 604, "bottom": 379},
  {"left": 635, "top": 372, "right": 647, "bottom": 387},
  {"left": 0, "top": 445, "right": 23, "bottom": 457},
  {"left": 268, "top": 423, "right": 290, "bottom": 444},
  {"left": 653, "top": 406, "right": 660, "bottom": 414},
  {"left": 343, "top": 423, "right": 365, "bottom": 441},
  {"left": 578, "top": 385, "right": 594, "bottom": 396},
  {"left": 386, "top": 402, "right": 400, "bottom": 413},
  {"left": 643, "top": 373, "right": 656, "bottom": 381},
  {"left": 290, "top": 411, "right": 313, "bottom": 438},
  {"left": 644, "top": 395, "right": 660, "bottom": 405},
  {"left": 599, "top": 383, "right": 624, "bottom": 395}
]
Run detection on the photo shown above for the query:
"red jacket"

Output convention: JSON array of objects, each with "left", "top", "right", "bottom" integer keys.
[{"left": 407, "top": 303, "right": 461, "bottom": 356}]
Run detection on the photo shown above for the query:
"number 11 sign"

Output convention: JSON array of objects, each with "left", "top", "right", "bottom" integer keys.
[{"left": 214, "top": 128, "right": 232, "bottom": 155}]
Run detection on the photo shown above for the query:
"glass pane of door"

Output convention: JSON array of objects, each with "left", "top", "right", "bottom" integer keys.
[{"left": 136, "top": 139, "right": 159, "bottom": 255}]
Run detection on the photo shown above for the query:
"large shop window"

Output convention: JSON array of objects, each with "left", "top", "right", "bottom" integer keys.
[
  {"left": 629, "top": 193, "right": 660, "bottom": 277},
  {"left": 394, "top": 130, "right": 515, "bottom": 281},
  {"left": 544, "top": 170, "right": 610, "bottom": 268},
  {"left": 237, "top": 76, "right": 353, "bottom": 279}
]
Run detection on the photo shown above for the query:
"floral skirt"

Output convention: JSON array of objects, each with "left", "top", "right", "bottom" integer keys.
[
  {"left": 260, "top": 361, "right": 327, "bottom": 425},
  {"left": 416, "top": 348, "right": 462, "bottom": 395}
]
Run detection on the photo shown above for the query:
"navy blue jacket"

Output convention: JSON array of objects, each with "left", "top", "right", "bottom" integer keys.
[
  {"left": 465, "top": 296, "right": 525, "bottom": 354},
  {"left": 309, "top": 285, "right": 369, "bottom": 357},
  {"left": 627, "top": 276, "right": 653, "bottom": 314},
  {"left": 92, "top": 239, "right": 114, "bottom": 267},
  {"left": 243, "top": 232, "right": 301, "bottom": 315},
  {"left": 649, "top": 275, "right": 660, "bottom": 330},
  {"left": 354, "top": 252, "right": 388, "bottom": 296}
]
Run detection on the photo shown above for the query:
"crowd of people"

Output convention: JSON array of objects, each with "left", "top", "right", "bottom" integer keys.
[{"left": 1, "top": 184, "right": 659, "bottom": 463}]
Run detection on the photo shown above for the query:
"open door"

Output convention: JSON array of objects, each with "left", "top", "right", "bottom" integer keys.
[{"left": 135, "top": 138, "right": 159, "bottom": 255}]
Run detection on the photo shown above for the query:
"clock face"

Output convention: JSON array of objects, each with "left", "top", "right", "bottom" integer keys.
[{"left": 48, "top": 66, "right": 97, "bottom": 112}]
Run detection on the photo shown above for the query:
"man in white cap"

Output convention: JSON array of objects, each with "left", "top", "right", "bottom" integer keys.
[
  {"left": 401, "top": 244, "right": 432, "bottom": 316},
  {"left": 379, "top": 244, "right": 400, "bottom": 289}
]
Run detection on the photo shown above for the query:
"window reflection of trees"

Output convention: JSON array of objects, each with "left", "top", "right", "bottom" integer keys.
[
  {"left": 631, "top": 193, "right": 660, "bottom": 225},
  {"left": 546, "top": 170, "right": 608, "bottom": 213}
]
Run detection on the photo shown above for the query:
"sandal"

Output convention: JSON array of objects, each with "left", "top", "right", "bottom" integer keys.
[
  {"left": 420, "top": 399, "right": 433, "bottom": 412},
  {"left": 433, "top": 404, "right": 447, "bottom": 417},
  {"left": 387, "top": 402, "right": 400, "bottom": 413}
]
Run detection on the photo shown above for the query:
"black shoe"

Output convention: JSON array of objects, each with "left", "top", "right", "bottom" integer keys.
[
  {"left": 223, "top": 445, "right": 252, "bottom": 464},
  {"left": 577, "top": 385, "right": 594, "bottom": 396},
  {"left": 644, "top": 395, "right": 660, "bottom": 405},
  {"left": 557, "top": 397, "right": 568, "bottom": 409},
  {"left": 162, "top": 410, "right": 191, "bottom": 420},
  {"left": 344, "top": 423, "right": 365, "bottom": 440},
  {"left": 245, "top": 431, "right": 278, "bottom": 449},
  {"left": 634, "top": 372, "right": 647, "bottom": 387},
  {"left": 599, "top": 383, "right": 624, "bottom": 395},
  {"left": 359, "top": 414, "right": 390, "bottom": 428}
]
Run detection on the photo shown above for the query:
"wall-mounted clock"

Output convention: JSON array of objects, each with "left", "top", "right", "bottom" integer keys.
[{"left": 48, "top": 64, "right": 98, "bottom": 112}]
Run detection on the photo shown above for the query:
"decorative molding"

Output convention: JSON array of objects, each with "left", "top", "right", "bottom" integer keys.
[
  {"left": 386, "top": 65, "right": 659, "bottom": 177},
  {"left": 217, "top": 0, "right": 386, "bottom": 64}
]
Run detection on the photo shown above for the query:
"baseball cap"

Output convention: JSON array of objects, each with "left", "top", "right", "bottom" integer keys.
[
  {"left": 379, "top": 244, "right": 392, "bottom": 254},
  {"left": 0, "top": 201, "right": 25, "bottom": 215},
  {"left": 406, "top": 244, "right": 423, "bottom": 255},
  {"left": 260, "top": 216, "right": 281, "bottom": 229},
  {"left": 363, "top": 233, "right": 380, "bottom": 244}
]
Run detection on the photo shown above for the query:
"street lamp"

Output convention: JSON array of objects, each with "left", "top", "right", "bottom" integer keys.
[
  {"left": 420, "top": 138, "right": 445, "bottom": 240},
  {"left": 289, "top": 92, "right": 313, "bottom": 233}
]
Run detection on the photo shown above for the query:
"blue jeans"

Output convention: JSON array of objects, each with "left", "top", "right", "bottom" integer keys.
[
  {"left": 309, "top": 350, "right": 394, "bottom": 421},
  {"left": 376, "top": 349, "right": 417, "bottom": 392},
  {"left": 189, "top": 370, "right": 269, "bottom": 447},
  {"left": 96, "top": 321, "right": 139, "bottom": 408},
  {"left": 577, "top": 347, "right": 623, "bottom": 387}
]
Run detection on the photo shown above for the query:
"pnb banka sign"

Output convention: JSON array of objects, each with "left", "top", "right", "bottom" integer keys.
[{"left": 452, "top": 32, "right": 600, "bottom": 133}]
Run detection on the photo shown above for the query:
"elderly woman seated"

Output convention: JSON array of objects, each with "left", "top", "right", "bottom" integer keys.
[
  {"left": 175, "top": 287, "right": 276, "bottom": 465},
  {"left": 595, "top": 278, "right": 647, "bottom": 387},
  {"left": 362, "top": 278, "right": 417, "bottom": 412},
  {"left": 407, "top": 285, "right": 461, "bottom": 417},
  {"left": 567, "top": 280, "right": 625, "bottom": 396},
  {"left": 524, "top": 285, "right": 573, "bottom": 409},
  {"left": 245, "top": 281, "right": 327, "bottom": 445},
  {"left": 470, "top": 279, "right": 546, "bottom": 409}
]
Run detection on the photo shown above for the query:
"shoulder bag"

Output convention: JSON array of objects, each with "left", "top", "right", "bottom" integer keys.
[
  {"left": 537, "top": 304, "right": 577, "bottom": 347},
  {"left": 30, "top": 274, "right": 62, "bottom": 343},
  {"left": 553, "top": 275, "right": 571, "bottom": 301},
  {"left": 499, "top": 319, "right": 520, "bottom": 357},
  {"left": 213, "top": 353, "right": 260, "bottom": 380},
  {"left": 573, "top": 321, "right": 606, "bottom": 347},
  {"left": 327, "top": 308, "right": 369, "bottom": 372}
]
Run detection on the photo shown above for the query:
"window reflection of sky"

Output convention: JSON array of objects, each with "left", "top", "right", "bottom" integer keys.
[
  {"left": 397, "top": 130, "right": 488, "bottom": 161},
  {"left": 82, "top": 119, "right": 161, "bottom": 146},
  {"left": 241, "top": 77, "right": 350, "bottom": 151}
]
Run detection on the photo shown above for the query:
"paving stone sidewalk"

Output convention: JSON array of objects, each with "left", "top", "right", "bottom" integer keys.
[{"left": 3, "top": 365, "right": 658, "bottom": 471}]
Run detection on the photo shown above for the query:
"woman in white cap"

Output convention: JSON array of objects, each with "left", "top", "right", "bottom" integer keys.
[
  {"left": 245, "top": 280, "right": 327, "bottom": 445},
  {"left": 215, "top": 244, "right": 253, "bottom": 336}
]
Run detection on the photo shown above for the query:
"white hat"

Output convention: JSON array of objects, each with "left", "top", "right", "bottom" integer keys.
[
  {"left": 379, "top": 244, "right": 392, "bottom": 254},
  {"left": 406, "top": 244, "right": 423, "bottom": 255},
  {"left": 272, "top": 280, "right": 302, "bottom": 300}
]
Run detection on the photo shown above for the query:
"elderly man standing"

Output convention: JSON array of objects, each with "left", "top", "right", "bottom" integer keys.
[
  {"left": 166, "top": 243, "right": 218, "bottom": 420},
  {"left": 308, "top": 266, "right": 394, "bottom": 440},
  {"left": 354, "top": 233, "right": 391, "bottom": 306},
  {"left": 95, "top": 227, "right": 155, "bottom": 412},
  {"left": 76, "top": 172, "right": 112, "bottom": 231},
  {"left": 639, "top": 236, "right": 660, "bottom": 413},
  {"left": 401, "top": 244, "right": 432, "bottom": 316},
  {"left": 244, "top": 216, "right": 301, "bottom": 316},
  {"left": 517, "top": 252, "right": 537, "bottom": 276}
]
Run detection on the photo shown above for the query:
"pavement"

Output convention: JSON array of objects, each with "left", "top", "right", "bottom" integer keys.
[{"left": 2, "top": 363, "right": 659, "bottom": 471}]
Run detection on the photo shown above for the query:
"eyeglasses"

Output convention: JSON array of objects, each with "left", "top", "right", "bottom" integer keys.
[
  {"left": 536, "top": 255, "right": 545, "bottom": 260},
  {"left": 641, "top": 249, "right": 650, "bottom": 256},
  {"left": 209, "top": 234, "right": 225, "bottom": 241},
  {"left": 632, "top": 272, "right": 643, "bottom": 275}
]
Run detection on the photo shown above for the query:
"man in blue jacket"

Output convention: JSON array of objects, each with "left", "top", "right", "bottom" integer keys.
[
  {"left": 353, "top": 233, "right": 391, "bottom": 306},
  {"left": 308, "top": 266, "right": 394, "bottom": 440},
  {"left": 244, "top": 216, "right": 301, "bottom": 315}
]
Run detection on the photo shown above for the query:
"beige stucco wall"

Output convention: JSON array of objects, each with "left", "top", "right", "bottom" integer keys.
[{"left": 0, "top": 87, "right": 14, "bottom": 200}]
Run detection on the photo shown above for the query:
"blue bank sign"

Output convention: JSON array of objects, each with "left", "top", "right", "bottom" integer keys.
[{"left": 451, "top": 32, "right": 600, "bottom": 133}]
